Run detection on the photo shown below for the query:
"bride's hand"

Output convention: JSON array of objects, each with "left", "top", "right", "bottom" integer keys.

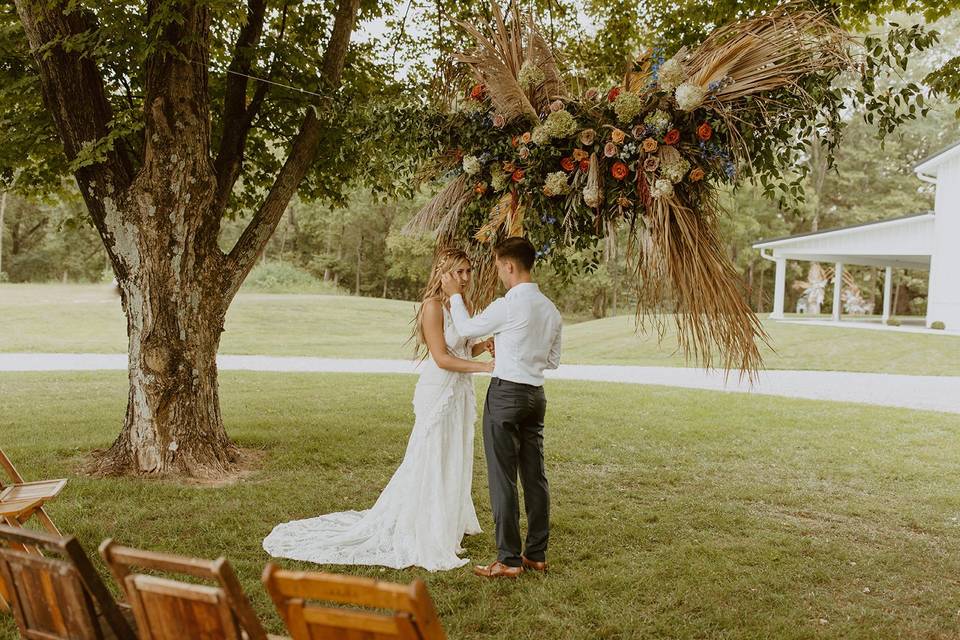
[{"left": 482, "top": 360, "right": 495, "bottom": 373}]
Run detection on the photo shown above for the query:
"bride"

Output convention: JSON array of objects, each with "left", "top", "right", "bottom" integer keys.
[{"left": 262, "top": 248, "right": 494, "bottom": 571}]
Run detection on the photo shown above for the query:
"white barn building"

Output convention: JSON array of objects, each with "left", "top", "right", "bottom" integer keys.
[{"left": 752, "top": 141, "right": 960, "bottom": 330}]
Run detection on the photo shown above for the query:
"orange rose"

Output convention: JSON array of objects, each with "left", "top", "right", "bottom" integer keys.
[
  {"left": 611, "top": 128, "right": 626, "bottom": 144},
  {"left": 572, "top": 148, "right": 589, "bottom": 162},
  {"left": 579, "top": 159, "right": 590, "bottom": 172},
  {"left": 511, "top": 169, "right": 525, "bottom": 183},
  {"left": 503, "top": 161, "right": 516, "bottom": 173},
  {"left": 697, "top": 122, "right": 713, "bottom": 141},
  {"left": 521, "top": 131, "right": 532, "bottom": 145},
  {"left": 510, "top": 136, "right": 519, "bottom": 148},
  {"left": 611, "top": 161, "right": 629, "bottom": 180},
  {"left": 642, "top": 137, "right": 658, "bottom": 153},
  {"left": 560, "top": 157, "right": 575, "bottom": 172},
  {"left": 664, "top": 129, "right": 680, "bottom": 145},
  {"left": 469, "top": 83, "right": 486, "bottom": 101},
  {"left": 689, "top": 167, "right": 706, "bottom": 182},
  {"left": 475, "top": 181, "right": 488, "bottom": 195},
  {"left": 607, "top": 86, "right": 621, "bottom": 102}
]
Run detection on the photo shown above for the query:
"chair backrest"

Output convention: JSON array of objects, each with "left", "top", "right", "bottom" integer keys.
[
  {"left": 99, "top": 539, "right": 267, "bottom": 640},
  {"left": 0, "top": 525, "right": 136, "bottom": 640},
  {"left": 0, "top": 545, "right": 103, "bottom": 639},
  {"left": 0, "top": 448, "right": 24, "bottom": 491},
  {"left": 262, "top": 563, "right": 447, "bottom": 640},
  {"left": 123, "top": 574, "right": 243, "bottom": 640}
]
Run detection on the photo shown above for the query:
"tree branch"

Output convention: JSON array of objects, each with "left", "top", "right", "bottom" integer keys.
[
  {"left": 224, "top": 0, "right": 360, "bottom": 298},
  {"left": 13, "top": 0, "right": 135, "bottom": 276},
  {"left": 211, "top": 0, "right": 269, "bottom": 216}
]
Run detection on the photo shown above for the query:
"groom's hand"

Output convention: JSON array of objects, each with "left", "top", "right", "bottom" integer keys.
[
  {"left": 483, "top": 338, "right": 495, "bottom": 357},
  {"left": 440, "top": 272, "right": 462, "bottom": 296}
]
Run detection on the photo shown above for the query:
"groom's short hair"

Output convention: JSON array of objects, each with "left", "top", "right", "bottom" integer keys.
[{"left": 494, "top": 237, "right": 536, "bottom": 272}]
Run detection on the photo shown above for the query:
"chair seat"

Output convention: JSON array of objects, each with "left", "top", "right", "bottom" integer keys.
[
  {"left": 0, "top": 479, "right": 68, "bottom": 503},
  {"left": 0, "top": 498, "right": 44, "bottom": 519}
]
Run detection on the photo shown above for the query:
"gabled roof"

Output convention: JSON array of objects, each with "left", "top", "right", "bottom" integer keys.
[
  {"left": 753, "top": 212, "right": 932, "bottom": 247},
  {"left": 914, "top": 140, "right": 960, "bottom": 177},
  {"left": 753, "top": 212, "right": 935, "bottom": 270}
]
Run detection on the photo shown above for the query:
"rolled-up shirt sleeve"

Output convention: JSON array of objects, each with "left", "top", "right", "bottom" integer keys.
[
  {"left": 449, "top": 294, "right": 509, "bottom": 338},
  {"left": 546, "top": 324, "right": 562, "bottom": 369}
]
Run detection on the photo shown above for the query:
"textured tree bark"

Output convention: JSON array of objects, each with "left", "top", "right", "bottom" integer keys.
[
  {"left": 14, "top": 0, "right": 361, "bottom": 476},
  {"left": 92, "top": 3, "right": 237, "bottom": 476}
]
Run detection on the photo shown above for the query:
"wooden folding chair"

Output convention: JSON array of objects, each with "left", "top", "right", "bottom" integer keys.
[
  {"left": 0, "top": 524, "right": 136, "bottom": 640},
  {"left": 0, "top": 447, "right": 67, "bottom": 536},
  {"left": 262, "top": 563, "right": 448, "bottom": 640},
  {"left": 99, "top": 539, "right": 270, "bottom": 640}
]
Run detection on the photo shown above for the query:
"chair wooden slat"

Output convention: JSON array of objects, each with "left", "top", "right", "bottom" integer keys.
[
  {"left": 0, "top": 448, "right": 67, "bottom": 538},
  {"left": 262, "top": 563, "right": 447, "bottom": 640},
  {"left": 124, "top": 574, "right": 242, "bottom": 640},
  {"left": 0, "top": 546, "right": 103, "bottom": 640},
  {"left": 100, "top": 540, "right": 268, "bottom": 640},
  {"left": 0, "top": 524, "right": 137, "bottom": 640}
]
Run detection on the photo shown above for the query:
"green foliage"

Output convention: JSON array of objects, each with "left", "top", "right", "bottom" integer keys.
[
  {"left": 887, "top": 317, "right": 902, "bottom": 326},
  {"left": 930, "top": 320, "right": 946, "bottom": 329},
  {"left": 241, "top": 260, "right": 345, "bottom": 294}
]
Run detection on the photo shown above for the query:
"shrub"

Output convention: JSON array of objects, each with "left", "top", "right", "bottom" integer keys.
[
  {"left": 242, "top": 261, "right": 345, "bottom": 294},
  {"left": 930, "top": 320, "right": 946, "bottom": 330},
  {"left": 886, "top": 317, "right": 901, "bottom": 327}
]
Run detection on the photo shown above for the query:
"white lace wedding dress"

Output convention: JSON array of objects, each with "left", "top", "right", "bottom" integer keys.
[{"left": 262, "top": 306, "right": 482, "bottom": 571}]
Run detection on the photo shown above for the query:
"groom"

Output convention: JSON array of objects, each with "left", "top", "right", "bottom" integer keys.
[{"left": 441, "top": 237, "right": 562, "bottom": 578}]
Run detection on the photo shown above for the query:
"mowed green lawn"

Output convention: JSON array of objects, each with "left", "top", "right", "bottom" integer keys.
[
  {"left": 2, "top": 371, "right": 960, "bottom": 639},
  {"left": 2, "top": 283, "right": 960, "bottom": 374}
]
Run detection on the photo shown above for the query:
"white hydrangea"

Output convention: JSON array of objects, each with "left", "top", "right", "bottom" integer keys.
[
  {"left": 658, "top": 57, "right": 685, "bottom": 92},
  {"left": 643, "top": 109, "right": 671, "bottom": 133},
  {"left": 675, "top": 82, "right": 707, "bottom": 111},
  {"left": 661, "top": 156, "right": 691, "bottom": 183},
  {"left": 462, "top": 155, "right": 481, "bottom": 175},
  {"left": 613, "top": 92, "right": 643, "bottom": 124},
  {"left": 651, "top": 178, "right": 674, "bottom": 199},
  {"left": 531, "top": 126, "right": 550, "bottom": 146},
  {"left": 543, "top": 110, "right": 577, "bottom": 138},
  {"left": 518, "top": 62, "right": 545, "bottom": 88},
  {"left": 543, "top": 171, "right": 572, "bottom": 197}
]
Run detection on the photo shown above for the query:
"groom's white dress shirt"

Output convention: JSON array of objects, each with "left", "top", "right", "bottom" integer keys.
[{"left": 449, "top": 283, "right": 562, "bottom": 387}]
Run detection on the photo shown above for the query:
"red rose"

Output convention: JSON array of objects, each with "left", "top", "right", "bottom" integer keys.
[
  {"left": 511, "top": 169, "right": 525, "bottom": 183},
  {"left": 560, "top": 157, "right": 575, "bottom": 172},
  {"left": 607, "top": 86, "right": 622, "bottom": 102},
  {"left": 663, "top": 128, "right": 680, "bottom": 145},
  {"left": 611, "top": 161, "right": 629, "bottom": 180},
  {"left": 579, "top": 159, "right": 590, "bottom": 172},
  {"left": 697, "top": 122, "right": 713, "bottom": 141},
  {"left": 469, "top": 83, "right": 486, "bottom": 101},
  {"left": 510, "top": 135, "right": 519, "bottom": 148}
]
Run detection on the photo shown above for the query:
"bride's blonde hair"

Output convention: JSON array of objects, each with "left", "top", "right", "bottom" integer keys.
[{"left": 412, "top": 247, "right": 472, "bottom": 357}]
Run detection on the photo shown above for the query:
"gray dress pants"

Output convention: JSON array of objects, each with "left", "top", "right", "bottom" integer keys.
[{"left": 482, "top": 377, "right": 550, "bottom": 567}]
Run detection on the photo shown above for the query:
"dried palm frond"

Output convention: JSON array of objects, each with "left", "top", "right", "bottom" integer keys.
[
  {"left": 525, "top": 13, "right": 567, "bottom": 108},
  {"left": 454, "top": 3, "right": 539, "bottom": 124},
  {"left": 624, "top": 48, "right": 655, "bottom": 93},
  {"left": 632, "top": 196, "right": 768, "bottom": 379},
  {"left": 688, "top": 2, "right": 850, "bottom": 104},
  {"left": 404, "top": 174, "right": 472, "bottom": 240}
]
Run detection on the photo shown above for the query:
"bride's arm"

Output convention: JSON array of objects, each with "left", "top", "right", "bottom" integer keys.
[{"left": 423, "top": 300, "right": 494, "bottom": 374}]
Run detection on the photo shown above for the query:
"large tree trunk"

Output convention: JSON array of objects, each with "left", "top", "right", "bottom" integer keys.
[
  {"left": 16, "top": 0, "right": 361, "bottom": 477},
  {"left": 93, "top": 4, "right": 236, "bottom": 476}
]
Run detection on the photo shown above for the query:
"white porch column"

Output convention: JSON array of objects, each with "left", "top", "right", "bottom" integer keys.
[
  {"left": 771, "top": 257, "right": 786, "bottom": 320},
  {"left": 882, "top": 266, "right": 893, "bottom": 323},
  {"left": 832, "top": 262, "right": 844, "bottom": 322}
]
